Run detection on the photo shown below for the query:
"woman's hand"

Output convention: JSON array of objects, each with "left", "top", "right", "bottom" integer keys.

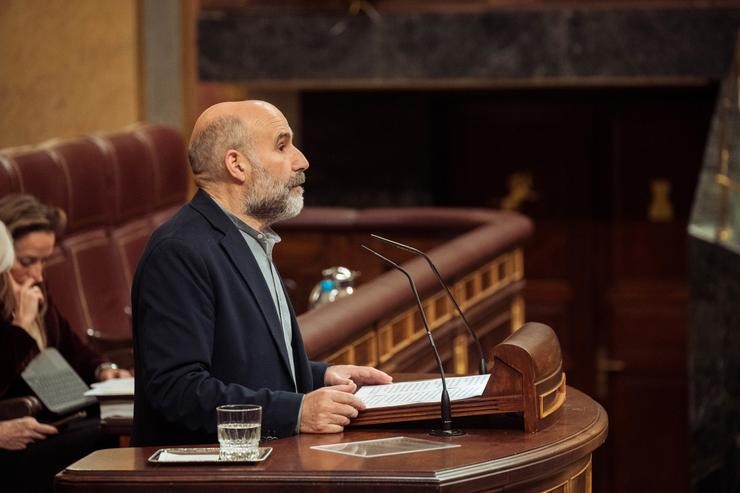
[
  {"left": 97, "top": 367, "right": 133, "bottom": 381},
  {"left": 0, "top": 417, "right": 57, "bottom": 450},
  {"left": 10, "top": 277, "right": 44, "bottom": 331}
]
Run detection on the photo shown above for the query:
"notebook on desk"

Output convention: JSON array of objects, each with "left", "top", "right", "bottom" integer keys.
[{"left": 21, "top": 347, "right": 98, "bottom": 415}]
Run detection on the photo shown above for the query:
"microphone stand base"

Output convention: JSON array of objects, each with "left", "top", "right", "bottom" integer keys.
[{"left": 429, "top": 428, "right": 465, "bottom": 437}]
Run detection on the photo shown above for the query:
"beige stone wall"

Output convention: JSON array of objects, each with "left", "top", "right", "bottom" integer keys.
[{"left": 0, "top": 0, "right": 141, "bottom": 148}]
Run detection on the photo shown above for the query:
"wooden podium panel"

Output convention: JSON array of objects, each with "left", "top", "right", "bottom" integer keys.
[
  {"left": 56, "top": 388, "right": 607, "bottom": 493},
  {"left": 350, "top": 322, "right": 567, "bottom": 433}
]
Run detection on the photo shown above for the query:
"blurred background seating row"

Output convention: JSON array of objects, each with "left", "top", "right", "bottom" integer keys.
[{"left": 0, "top": 124, "right": 190, "bottom": 366}]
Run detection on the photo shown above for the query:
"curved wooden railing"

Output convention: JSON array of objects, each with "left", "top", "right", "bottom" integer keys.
[{"left": 275, "top": 207, "right": 533, "bottom": 374}]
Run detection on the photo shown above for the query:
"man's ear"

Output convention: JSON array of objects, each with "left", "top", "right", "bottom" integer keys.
[{"left": 224, "top": 149, "right": 247, "bottom": 183}]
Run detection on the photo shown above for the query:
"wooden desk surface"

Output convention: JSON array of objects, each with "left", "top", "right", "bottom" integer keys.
[{"left": 56, "top": 387, "right": 607, "bottom": 493}]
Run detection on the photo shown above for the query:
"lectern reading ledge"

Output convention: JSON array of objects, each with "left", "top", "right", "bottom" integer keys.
[{"left": 349, "top": 321, "right": 566, "bottom": 433}]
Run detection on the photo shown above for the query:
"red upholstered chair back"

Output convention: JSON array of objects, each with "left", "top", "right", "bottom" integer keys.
[{"left": 0, "top": 125, "right": 190, "bottom": 352}]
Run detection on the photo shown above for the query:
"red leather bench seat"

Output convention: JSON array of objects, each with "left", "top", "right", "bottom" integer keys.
[{"left": 0, "top": 125, "right": 190, "bottom": 351}]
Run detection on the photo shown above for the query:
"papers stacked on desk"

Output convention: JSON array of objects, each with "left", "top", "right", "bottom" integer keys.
[
  {"left": 84, "top": 377, "right": 134, "bottom": 421},
  {"left": 84, "top": 377, "right": 134, "bottom": 396},
  {"left": 100, "top": 401, "right": 134, "bottom": 420}
]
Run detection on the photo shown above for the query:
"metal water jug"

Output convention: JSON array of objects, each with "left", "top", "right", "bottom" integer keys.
[{"left": 308, "top": 266, "right": 359, "bottom": 309}]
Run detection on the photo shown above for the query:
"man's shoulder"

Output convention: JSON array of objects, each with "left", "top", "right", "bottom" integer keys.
[
  {"left": 138, "top": 203, "right": 222, "bottom": 266},
  {"left": 133, "top": 192, "right": 236, "bottom": 280},
  {"left": 151, "top": 204, "right": 210, "bottom": 243}
]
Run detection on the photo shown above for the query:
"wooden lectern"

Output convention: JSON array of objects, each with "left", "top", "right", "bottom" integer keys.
[
  {"left": 55, "top": 322, "right": 606, "bottom": 493},
  {"left": 56, "top": 387, "right": 607, "bottom": 493},
  {"left": 350, "top": 322, "right": 566, "bottom": 433}
]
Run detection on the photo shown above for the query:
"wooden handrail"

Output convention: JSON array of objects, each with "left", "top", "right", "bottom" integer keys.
[{"left": 277, "top": 208, "right": 533, "bottom": 366}]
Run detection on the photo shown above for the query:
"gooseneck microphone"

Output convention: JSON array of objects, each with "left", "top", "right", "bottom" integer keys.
[
  {"left": 370, "top": 234, "right": 488, "bottom": 375},
  {"left": 361, "top": 244, "right": 464, "bottom": 437}
]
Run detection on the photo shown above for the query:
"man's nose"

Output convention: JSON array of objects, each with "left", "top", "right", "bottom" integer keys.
[{"left": 293, "top": 147, "right": 309, "bottom": 171}]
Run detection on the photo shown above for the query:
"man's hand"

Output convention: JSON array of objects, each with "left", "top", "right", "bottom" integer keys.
[
  {"left": 0, "top": 417, "right": 57, "bottom": 451},
  {"left": 324, "top": 365, "right": 393, "bottom": 388},
  {"left": 299, "top": 383, "right": 366, "bottom": 433}
]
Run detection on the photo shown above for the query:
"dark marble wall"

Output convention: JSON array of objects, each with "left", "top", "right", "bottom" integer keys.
[
  {"left": 199, "top": 7, "right": 740, "bottom": 82},
  {"left": 688, "top": 237, "right": 740, "bottom": 493}
]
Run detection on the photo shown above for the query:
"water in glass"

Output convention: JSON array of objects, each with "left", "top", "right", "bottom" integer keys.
[{"left": 216, "top": 404, "right": 261, "bottom": 461}]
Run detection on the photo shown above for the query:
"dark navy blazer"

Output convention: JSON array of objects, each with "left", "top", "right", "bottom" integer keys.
[{"left": 131, "top": 189, "right": 327, "bottom": 446}]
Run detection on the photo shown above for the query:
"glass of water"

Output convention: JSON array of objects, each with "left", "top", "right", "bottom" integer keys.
[{"left": 216, "top": 404, "right": 262, "bottom": 460}]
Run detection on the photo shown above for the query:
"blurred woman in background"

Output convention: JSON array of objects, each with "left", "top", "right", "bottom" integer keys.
[
  {"left": 0, "top": 219, "right": 58, "bottom": 451},
  {"left": 0, "top": 194, "right": 130, "bottom": 400},
  {"left": 0, "top": 194, "right": 129, "bottom": 493}
]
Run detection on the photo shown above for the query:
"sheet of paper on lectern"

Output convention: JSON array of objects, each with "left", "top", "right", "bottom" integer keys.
[{"left": 354, "top": 374, "right": 490, "bottom": 409}]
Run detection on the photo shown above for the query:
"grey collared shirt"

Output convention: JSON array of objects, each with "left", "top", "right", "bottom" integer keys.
[{"left": 213, "top": 200, "right": 297, "bottom": 389}]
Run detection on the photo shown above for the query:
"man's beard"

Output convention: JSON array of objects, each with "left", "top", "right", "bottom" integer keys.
[{"left": 243, "top": 161, "right": 305, "bottom": 225}]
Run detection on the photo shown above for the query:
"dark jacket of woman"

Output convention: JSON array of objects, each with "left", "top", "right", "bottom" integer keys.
[{"left": 0, "top": 295, "right": 104, "bottom": 399}]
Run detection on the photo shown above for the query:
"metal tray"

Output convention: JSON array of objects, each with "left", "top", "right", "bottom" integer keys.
[{"left": 148, "top": 447, "right": 272, "bottom": 464}]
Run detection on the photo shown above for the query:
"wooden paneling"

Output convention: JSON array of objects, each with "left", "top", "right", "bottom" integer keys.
[
  {"left": 441, "top": 92, "right": 599, "bottom": 397},
  {"left": 300, "top": 85, "right": 716, "bottom": 492},
  {"left": 592, "top": 88, "right": 711, "bottom": 492},
  {"left": 607, "top": 374, "right": 689, "bottom": 491}
]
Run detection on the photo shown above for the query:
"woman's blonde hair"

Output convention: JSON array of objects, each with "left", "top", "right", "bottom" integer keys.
[
  {"left": 0, "top": 221, "right": 13, "bottom": 273},
  {"left": 0, "top": 221, "right": 15, "bottom": 321}
]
